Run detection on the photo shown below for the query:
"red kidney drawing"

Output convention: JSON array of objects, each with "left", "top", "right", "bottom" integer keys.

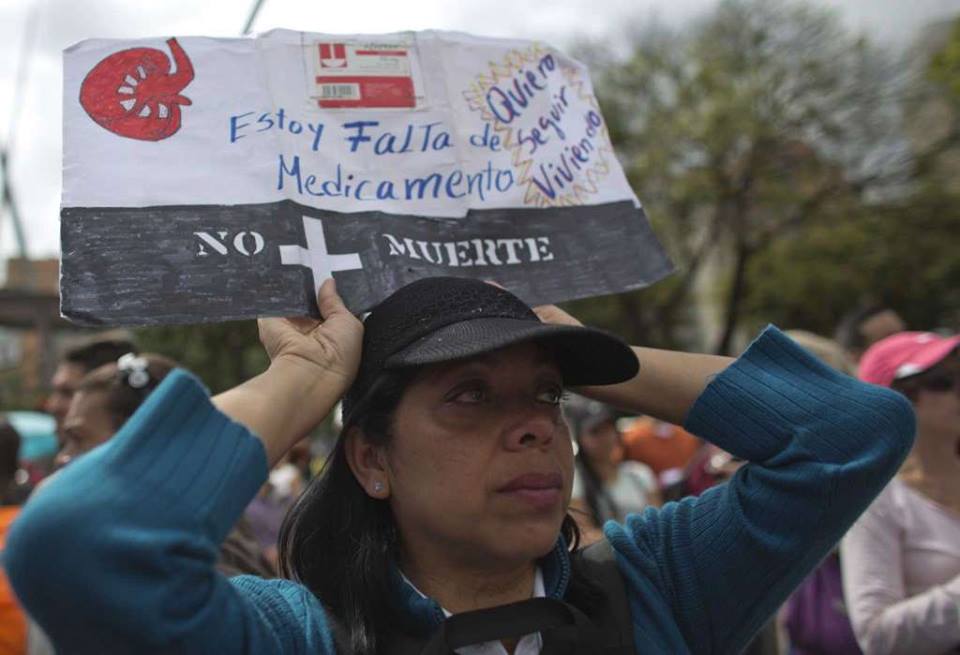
[{"left": 79, "top": 38, "right": 194, "bottom": 141}]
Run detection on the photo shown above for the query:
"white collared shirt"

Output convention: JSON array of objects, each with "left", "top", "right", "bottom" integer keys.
[{"left": 403, "top": 568, "right": 546, "bottom": 655}]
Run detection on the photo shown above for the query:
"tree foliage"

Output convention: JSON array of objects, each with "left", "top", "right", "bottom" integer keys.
[
  {"left": 570, "top": 0, "right": 910, "bottom": 352},
  {"left": 134, "top": 321, "right": 267, "bottom": 394},
  {"left": 740, "top": 16, "right": 960, "bottom": 337},
  {"left": 742, "top": 191, "right": 960, "bottom": 335},
  {"left": 930, "top": 19, "right": 960, "bottom": 102}
]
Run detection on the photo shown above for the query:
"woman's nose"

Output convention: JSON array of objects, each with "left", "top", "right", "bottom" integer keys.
[{"left": 504, "top": 409, "right": 560, "bottom": 450}]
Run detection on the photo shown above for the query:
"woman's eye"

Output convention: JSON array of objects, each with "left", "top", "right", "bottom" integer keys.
[
  {"left": 537, "top": 386, "right": 566, "bottom": 406},
  {"left": 450, "top": 386, "right": 488, "bottom": 404}
]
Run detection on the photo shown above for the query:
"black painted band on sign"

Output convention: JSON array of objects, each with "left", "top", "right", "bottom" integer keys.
[{"left": 60, "top": 200, "right": 673, "bottom": 326}]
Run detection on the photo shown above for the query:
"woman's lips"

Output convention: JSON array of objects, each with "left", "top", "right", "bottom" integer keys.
[{"left": 497, "top": 472, "right": 563, "bottom": 510}]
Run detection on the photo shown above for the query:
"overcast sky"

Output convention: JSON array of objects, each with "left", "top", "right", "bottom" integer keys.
[{"left": 1, "top": 0, "right": 959, "bottom": 265}]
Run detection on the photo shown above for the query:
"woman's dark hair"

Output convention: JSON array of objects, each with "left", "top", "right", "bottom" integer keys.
[
  {"left": 574, "top": 426, "right": 620, "bottom": 528},
  {"left": 77, "top": 354, "right": 178, "bottom": 431},
  {"left": 279, "top": 367, "right": 583, "bottom": 655},
  {"left": 0, "top": 420, "right": 21, "bottom": 505},
  {"left": 64, "top": 338, "right": 137, "bottom": 373}
]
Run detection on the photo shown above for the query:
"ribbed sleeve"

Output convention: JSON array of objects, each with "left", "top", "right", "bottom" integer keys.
[
  {"left": 98, "top": 370, "right": 268, "bottom": 540},
  {"left": 606, "top": 325, "right": 916, "bottom": 655},
  {"left": 685, "top": 325, "right": 914, "bottom": 468},
  {"left": 5, "top": 370, "right": 334, "bottom": 654}
]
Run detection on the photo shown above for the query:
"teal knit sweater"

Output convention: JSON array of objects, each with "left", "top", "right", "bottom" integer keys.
[{"left": 5, "top": 327, "right": 915, "bottom": 654}]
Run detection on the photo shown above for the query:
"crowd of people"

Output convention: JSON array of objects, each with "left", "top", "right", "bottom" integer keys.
[{"left": 0, "top": 285, "right": 956, "bottom": 654}]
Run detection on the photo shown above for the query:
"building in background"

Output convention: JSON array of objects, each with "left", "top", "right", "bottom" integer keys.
[{"left": 0, "top": 257, "right": 132, "bottom": 411}]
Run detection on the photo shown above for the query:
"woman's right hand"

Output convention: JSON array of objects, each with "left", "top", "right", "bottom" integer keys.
[
  {"left": 258, "top": 278, "right": 363, "bottom": 388},
  {"left": 214, "top": 278, "right": 363, "bottom": 465}
]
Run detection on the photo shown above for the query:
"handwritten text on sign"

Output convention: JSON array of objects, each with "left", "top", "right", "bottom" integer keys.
[{"left": 224, "top": 43, "right": 615, "bottom": 209}]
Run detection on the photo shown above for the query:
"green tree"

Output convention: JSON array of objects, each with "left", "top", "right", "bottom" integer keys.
[
  {"left": 571, "top": 0, "right": 903, "bottom": 352},
  {"left": 739, "top": 16, "right": 960, "bottom": 336},
  {"left": 742, "top": 191, "right": 960, "bottom": 335},
  {"left": 135, "top": 321, "right": 267, "bottom": 394},
  {"left": 929, "top": 18, "right": 960, "bottom": 102}
]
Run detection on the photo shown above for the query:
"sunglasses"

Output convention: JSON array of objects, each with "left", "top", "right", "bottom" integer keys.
[{"left": 911, "top": 371, "right": 960, "bottom": 394}]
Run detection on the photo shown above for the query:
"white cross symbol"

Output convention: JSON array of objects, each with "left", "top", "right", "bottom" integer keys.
[{"left": 279, "top": 215, "right": 363, "bottom": 294}]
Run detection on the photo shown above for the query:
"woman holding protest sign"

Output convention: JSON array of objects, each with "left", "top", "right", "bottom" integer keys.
[{"left": 7, "top": 276, "right": 914, "bottom": 654}]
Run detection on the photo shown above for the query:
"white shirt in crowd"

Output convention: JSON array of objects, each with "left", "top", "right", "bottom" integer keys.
[
  {"left": 840, "top": 477, "right": 960, "bottom": 655},
  {"left": 571, "top": 461, "right": 657, "bottom": 523}
]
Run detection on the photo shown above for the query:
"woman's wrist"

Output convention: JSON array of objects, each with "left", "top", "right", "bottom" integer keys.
[
  {"left": 213, "top": 357, "right": 351, "bottom": 465},
  {"left": 266, "top": 354, "right": 353, "bottom": 419}
]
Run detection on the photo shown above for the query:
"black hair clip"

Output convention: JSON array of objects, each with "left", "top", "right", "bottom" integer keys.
[{"left": 117, "top": 353, "right": 152, "bottom": 390}]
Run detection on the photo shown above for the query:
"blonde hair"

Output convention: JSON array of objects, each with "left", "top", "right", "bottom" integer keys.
[{"left": 784, "top": 330, "right": 856, "bottom": 375}]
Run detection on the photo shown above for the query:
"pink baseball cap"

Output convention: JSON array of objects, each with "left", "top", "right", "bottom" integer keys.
[{"left": 858, "top": 331, "right": 960, "bottom": 387}]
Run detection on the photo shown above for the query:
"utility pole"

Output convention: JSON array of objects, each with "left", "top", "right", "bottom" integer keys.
[
  {"left": 242, "top": 0, "right": 267, "bottom": 36},
  {"left": 1, "top": 2, "right": 40, "bottom": 268}
]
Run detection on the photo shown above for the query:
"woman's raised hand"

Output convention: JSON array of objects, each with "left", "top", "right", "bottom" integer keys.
[
  {"left": 258, "top": 278, "right": 363, "bottom": 388},
  {"left": 215, "top": 278, "right": 363, "bottom": 465}
]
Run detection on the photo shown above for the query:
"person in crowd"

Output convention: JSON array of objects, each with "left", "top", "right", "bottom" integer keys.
[
  {"left": 243, "top": 481, "right": 290, "bottom": 572},
  {"left": 54, "top": 353, "right": 176, "bottom": 469},
  {"left": 619, "top": 414, "right": 700, "bottom": 492},
  {"left": 56, "top": 352, "right": 273, "bottom": 579},
  {"left": 0, "top": 420, "right": 26, "bottom": 655},
  {"left": 287, "top": 438, "right": 316, "bottom": 481},
  {"left": 566, "top": 395, "right": 659, "bottom": 542},
  {"left": 270, "top": 451, "right": 307, "bottom": 502},
  {"left": 244, "top": 444, "right": 309, "bottom": 570},
  {"left": 6, "top": 277, "right": 915, "bottom": 654},
  {"left": 778, "top": 330, "right": 863, "bottom": 655},
  {"left": 835, "top": 305, "right": 906, "bottom": 363},
  {"left": 841, "top": 331, "right": 960, "bottom": 655},
  {"left": 44, "top": 338, "right": 136, "bottom": 441}
]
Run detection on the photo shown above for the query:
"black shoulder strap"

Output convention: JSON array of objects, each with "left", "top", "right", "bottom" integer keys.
[{"left": 569, "top": 538, "right": 635, "bottom": 649}]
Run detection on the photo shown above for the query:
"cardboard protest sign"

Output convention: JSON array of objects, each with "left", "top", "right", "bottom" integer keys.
[{"left": 61, "top": 30, "right": 672, "bottom": 325}]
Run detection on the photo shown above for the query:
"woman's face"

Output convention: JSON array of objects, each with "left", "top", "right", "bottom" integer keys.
[
  {"left": 909, "top": 351, "right": 960, "bottom": 442},
  {"left": 55, "top": 390, "right": 116, "bottom": 468},
  {"left": 578, "top": 419, "right": 620, "bottom": 464},
  {"left": 384, "top": 341, "right": 573, "bottom": 569}
]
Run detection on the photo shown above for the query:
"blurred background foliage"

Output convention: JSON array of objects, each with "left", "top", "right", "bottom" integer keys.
[
  {"left": 135, "top": 321, "right": 268, "bottom": 394},
  {"left": 566, "top": 0, "right": 960, "bottom": 353},
  {"left": 137, "top": 0, "right": 960, "bottom": 390}
]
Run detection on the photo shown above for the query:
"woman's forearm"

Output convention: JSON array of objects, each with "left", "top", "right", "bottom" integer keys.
[
  {"left": 213, "top": 357, "right": 349, "bottom": 466},
  {"left": 580, "top": 346, "right": 734, "bottom": 425},
  {"left": 533, "top": 303, "right": 732, "bottom": 423}
]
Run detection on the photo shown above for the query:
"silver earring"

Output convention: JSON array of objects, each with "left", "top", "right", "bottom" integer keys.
[{"left": 373, "top": 481, "right": 384, "bottom": 494}]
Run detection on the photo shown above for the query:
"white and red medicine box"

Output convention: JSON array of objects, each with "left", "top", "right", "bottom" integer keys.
[{"left": 312, "top": 41, "right": 418, "bottom": 109}]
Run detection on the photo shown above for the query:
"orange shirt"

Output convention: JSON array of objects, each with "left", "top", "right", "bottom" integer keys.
[
  {"left": 620, "top": 417, "right": 700, "bottom": 476},
  {"left": 0, "top": 505, "right": 27, "bottom": 655}
]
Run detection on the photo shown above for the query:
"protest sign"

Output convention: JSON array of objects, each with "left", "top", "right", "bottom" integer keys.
[{"left": 61, "top": 29, "right": 672, "bottom": 325}]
